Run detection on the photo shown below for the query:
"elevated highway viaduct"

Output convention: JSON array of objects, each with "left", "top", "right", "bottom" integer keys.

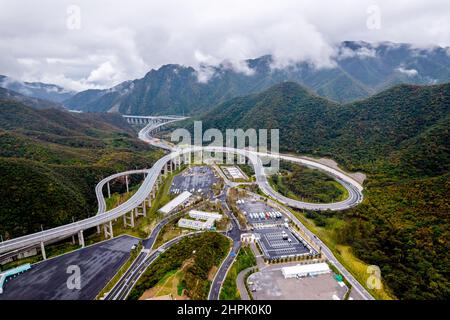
[{"left": 0, "top": 115, "right": 370, "bottom": 299}]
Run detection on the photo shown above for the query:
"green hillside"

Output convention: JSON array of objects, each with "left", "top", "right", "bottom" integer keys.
[
  {"left": 197, "top": 82, "right": 450, "bottom": 299},
  {"left": 0, "top": 100, "right": 163, "bottom": 238}
]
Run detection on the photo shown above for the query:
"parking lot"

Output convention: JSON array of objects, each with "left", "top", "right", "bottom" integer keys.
[
  {"left": 248, "top": 266, "right": 348, "bottom": 300},
  {"left": 170, "top": 166, "right": 218, "bottom": 198},
  {"left": 236, "top": 198, "right": 286, "bottom": 228},
  {"left": 220, "top": 165, "right": 247, "bottom": 180},
  {"left": 256, "top": 227, "right": 311, "bottom": 259},
  {"left": 0, "top": 235, "right": 139, "bottom": 300}
]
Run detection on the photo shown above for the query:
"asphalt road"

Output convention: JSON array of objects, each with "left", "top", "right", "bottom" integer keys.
[
  {"left": 236, "top": 266, "right": 254, "bottom": 300},
  {"left": 208, "top": 187, "right": 242, "bottom": 300},
  {"left": 0, "top": 123, "right": 363, "bottom": 256},
  {"left": 0, "top": 116, "right": 371, "bottom": 300},
  {"left": 105, "top": 212, "right": 179, "bottom": 300},
  {"left": 105, "top": 232, "right": 199, "bottom": 300}
]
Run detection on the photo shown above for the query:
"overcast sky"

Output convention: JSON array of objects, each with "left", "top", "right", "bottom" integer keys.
[{"left": 0, "top": 0, "right": 449, "bottom": 91}]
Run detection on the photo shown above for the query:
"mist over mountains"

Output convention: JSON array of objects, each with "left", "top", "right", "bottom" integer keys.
[
  {"left": 0, "top": 38, "right": 449, "bottom": 300},
  {"left": 0, "top": 75, "right": 76, "bottom": 103},
  {"left": 2, "top": 41, "right": 447, "bottom": 116},
  {"left": 61, "top": 41, "right": 450, "bottom": 115}
]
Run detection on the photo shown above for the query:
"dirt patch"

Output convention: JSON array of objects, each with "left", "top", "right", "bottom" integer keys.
[
  {"left": 302, "top": 156, "right": 366, "bottom": 185},
  {"left": 139, "top": 259, "right": 194, "bottom": 300},
  {"left": 208, "top": 265, "right": 218, "bottom": 281},
  {"left": 140, "top": 285, "right": 160, "bottom": 300}
]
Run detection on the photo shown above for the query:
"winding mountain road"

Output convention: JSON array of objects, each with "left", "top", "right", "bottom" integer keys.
[{"left": 0, "top": 115, "right": 373, "bottom": 300}]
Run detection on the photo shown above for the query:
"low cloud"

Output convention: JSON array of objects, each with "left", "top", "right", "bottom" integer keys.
[
  {"left": 336, "top": 46, "right": 377, "bottom": 60},
  {"left": 396, "top": 67, "right": 419, "bottom": 77},
  {"left": 0, "top": 0, "right": 448, "bottom": 91}
]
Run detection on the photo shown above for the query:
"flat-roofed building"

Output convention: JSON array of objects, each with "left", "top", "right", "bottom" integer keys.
[
  {"left": 159, "top": 191, "right": 192, "bottom": 215},
  {"left": 222, "top": 166, "right": 246, "bottom": 180},
  {"left": 281, "top": 263, "right": 331, "bottom": 279},
  {"left": 203, "top": 218, "right": 215, "bottom": 230},
  {"left": 188, "top": 210, "right": 222, "bottom": 221},
  {"left": 240, "top": 233, "right": 260, "bottom": 243},
  {"left": 178, "top": 218, "right": 215, "bottom": 230}
]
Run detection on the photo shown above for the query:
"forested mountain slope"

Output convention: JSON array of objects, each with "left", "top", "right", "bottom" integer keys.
[
  {"left": 0, "top": 100, "right": 162, "bottom": 238},
  {"left": 197, "top": 82, "right": 450, "bottom": 299}
]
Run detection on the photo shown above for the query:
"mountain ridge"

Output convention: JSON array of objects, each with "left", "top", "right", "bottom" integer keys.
[
  {"left": 63, "top": 41, "right": 450, "bottom": 115},
  {"left": 0, "top": 87, "right": 64, "bottom": 110},
  {"left": 0, "top": 75, "right": 76, "bottom": 103}
]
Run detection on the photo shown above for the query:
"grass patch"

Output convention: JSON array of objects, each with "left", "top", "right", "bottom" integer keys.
[
  {"left": 129, "top": 232, "right": 231, "bottom": 300},
  {"left": 288, "top": 207, "right": 395, "bottom": 300},
  {"left": 269, "top": 161, "right": 349, "bottom": 203},
  {"left": 153, "top": 220, "right": 184, "bottom": 250}
]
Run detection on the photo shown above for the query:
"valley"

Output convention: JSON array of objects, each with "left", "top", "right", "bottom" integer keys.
[{"left": 0, "top": 77, "right": 448, "bottom": 301}]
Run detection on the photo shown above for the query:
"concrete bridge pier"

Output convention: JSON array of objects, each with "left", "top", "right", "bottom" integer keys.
[
  {"left": 141, "top": 202, "right": 147, "bottom": 216},
  {"left": 194, "top": 150, "right": 203, "bottom": 164},
  {"left": 157, "top": 174, "right": 162, "bottom": 185},
  {"left": 147, "top": 193, "right": 152, "bottom": 207},
  {"left": 107, "top": 181, "right": 111, "bottom": 198},
  {"left": 40, "top": 241, "right": 46, "bottom": 260},
  {"left": 125, "top": 175, "right": 129, "bottom": 193},
  {"left": 78, "top": 230, "right": 85, "bottom": 248},
  {"left": 123, "top": 211, "right": 135, "bottom": 228},
  {"left": 135, "top": 203, "right": 146, "bottom": 217},
  {"left": 184, "top": 152, "right": 191, "bottom": 165},
  {"left": 103, "top": 221, "right": 114, "bottom": 239}
]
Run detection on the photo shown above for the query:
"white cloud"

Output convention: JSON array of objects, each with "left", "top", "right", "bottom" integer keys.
[
  {"left": 396, "top": 67, "right": 419, "bottom": 77},
  {"left": 357, "top": 47, "right": 377, "bottom": 58},
  {"left": 336, "top": 46, "right": 377, "bottom": 60},
  {"left": 87, "top": 61, "right": 120, "bottom": 84},
  {"left": 196, "top": 66, "right": 216, "bottom": 83},
  {"left": 0, "top": 0, "right": 448, "bottom": 91},
  {"left": 446, "top": 48, "right": 450, "bottom": 57}
]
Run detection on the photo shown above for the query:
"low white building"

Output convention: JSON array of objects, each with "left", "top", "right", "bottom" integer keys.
[
  {"left": 178, "top": 210, "right": 222, "bottom": 231},
  {"left": 177, "top": 218, "right": 206, "bottom": 230},
  {"left": 188, "top": 210, "right": 222, "bottom": 221},
  {"left": 223, "top": 166, "right": 246, "bottom": 180},
  {"left": 203, "top": 218, "right": 216, "bottom": 230},
  {"left": 159, "top": 191, "right": 192, "bottom": 214},
  {"left": 240, "top": 233, "right": 260, "bottom": 243},
  {"left": 281, "top": 263, "right": 331, "bottom": 279}
]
